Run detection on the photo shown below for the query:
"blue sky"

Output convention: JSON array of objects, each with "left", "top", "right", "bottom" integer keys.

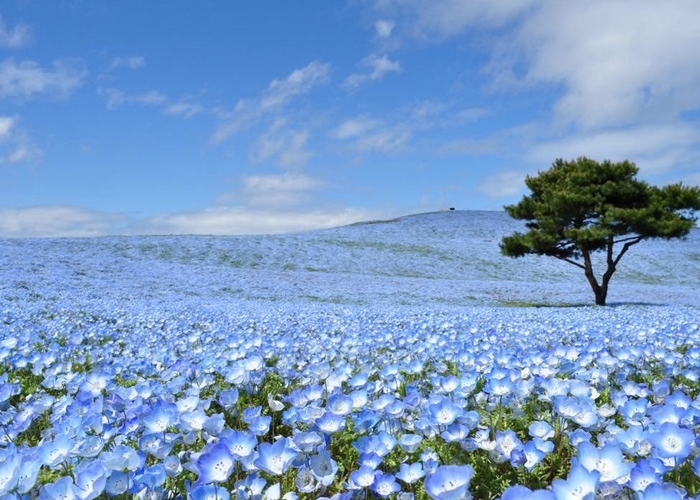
[{"left": 1, "top": 1, "right": 699, "bottom": 237}]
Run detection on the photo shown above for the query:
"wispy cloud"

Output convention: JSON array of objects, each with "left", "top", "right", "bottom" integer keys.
[
  {"left": 373, "top": 0, "right": 536, "bottom": 38},
  {"left": 375, "top": 19, "right": 395, "bottom": 38},
  {"left": 332, "top": 116, "right": 410, "bottom": 153},
  {"left": 0, "top": 115, "right": 40, "bottom": 164},
  {"left": 213, "top": 61, "right": 331, "bottom": 144},
  {"left": 250, "top": 120, "right": 312, "bottom": 168},
  {"left": 165, "top": 99, "right": 204, "bottom": 118},
  {"left": 0, "top": 206, "right": 125, "bottom": 238},
  {"left": 0, "top": 17, "right": 32, "bottom": 48},
  {"left": 99, "top": 87, "right": 168, "bottom": 110},
  {"left": 0, "top": 58, "right": 87, "bottom": 99},
  {"left": 529, "top": 123, "right": 700, "bottom": 177},
  {"left": 216, "top": 172, "right": 325, "bottom": 209},
  {"left": 343, "top": 54, "right": 402, "bottom": 90},
  {"left": 109, "top": 56, "right": 146, "bottom": 70},
  {"left": 477, "top": 170, "right": 527, "bottom": 198}
]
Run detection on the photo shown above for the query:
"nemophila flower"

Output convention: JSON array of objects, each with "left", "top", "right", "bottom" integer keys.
[
  {"left": 309, "top": 449, "right": 338, "bottom": 486},
  {"left": 427, "top": 397, "right": 462, "bottom": 426},
  {"left": 73, "top": 459, "right": 107, "bottom": 500},
  {"left": 164, "top": 455, "right": 183, "bottom": 477},
  {"left": 634, "top": 482, "right": 686, "bottom": 500},
  {"left": 141, "top": 400, "right": 178, "bottom": 433},
  {"left": 441, "top": 423, "right": 472, "bottom": 443},
  {"left": 101, "top": 444, "right": 144, "bottom": 471},
  {"left": 650, "top": 403, "right": 686, "bottom": 426},
  {"left": 483, "top": 375, "right": 515, "bottom": 397},
  {"left": 180, "top": 409, "right": 208, "bottom": 432},
  {"left": 424, "top": 465, "right": 473, "bottom": 500},
  {"left": 196, "top": 443, "right": 235, "bottom": 484},
  {"left": 398, "top": 434, "right": 422, "bottom": 453},
  {"left": 315, "top": 411, "right": 346, "bottom": 434},
  {"left": 188, "top": 483, "right": 231, "bottom": 500},
  {"left": 629, "top": 459, "right": 662, "bottom": 492},
  {"left": 648, "top": 422, "right": 694, "bottom": 464},
  {"left": 0, "top": 448, "right": 20, "bottom": 495},
  {"left": 396, "top": 462, "right": 425, "bottom": 484},
  {"left": 567, "top": 429, "right": 591, "bottom": 447},
  {"left": 218, "top": 388, "right": 239, "bottom": 409},
  {"left": 40, "top": 476, "right": 79, "bottom": 500},
  {"left": 577, "top": 441, "right": 633, "bottom": 483},
  {"left": 254, "top": 437, "right": 298, "bottom": 475},
  {"left": 372, "top": 472, "right": 401, "bottom": 498},
  {"left": 495, "top": 430, "right": 523, "bottom": 462},
  {"left": 221, "top": 430, "right": 257, "bottom": 459},
  {"left": 139, "top": 433, "right": 172, "bottom": 459},
  {"left": 348, "top": 465, "right": 377, "bottom": 489},
  {"left": 248, "top": 414, "right": 273, "bottom": 436},
  {"left": 614, "top": 425, "right": 648, "bottom": 454},
  {"left": 326, "top": 392, "right": 354, "bottom": 416},
  {"left": 528, "top": 421, "right": 554, "bottom": 440},
  {"left": 551, "top": 459, "right": 600, "bottom": 500},
  {"left": 522, "top": 441, "right": 547, "bottom": 471},
  {"left": 500, "top": 485, "right": 555, "bottom": 500},
  {"left": 296, "top": 466, "right": 319, "bottom": 493},
  {"left": 105, "top": 470, "right": 130, "bottom": 496},
  {"left": 359, "top": 452, "right": 384, "bottom": 469}
]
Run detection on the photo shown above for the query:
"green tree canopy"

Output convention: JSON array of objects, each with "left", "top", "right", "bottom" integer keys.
[{"left": 500, "top": 157, "right": 700, "bottom": 305}]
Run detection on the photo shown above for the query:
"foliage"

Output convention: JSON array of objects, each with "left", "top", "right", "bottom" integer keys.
[{"left": 501, "top": 157, "right": 700, "bottom": 305}]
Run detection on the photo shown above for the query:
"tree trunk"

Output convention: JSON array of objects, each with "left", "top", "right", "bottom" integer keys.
[{"left": 582, "top": 249, "right": 607, "bottom": 306}]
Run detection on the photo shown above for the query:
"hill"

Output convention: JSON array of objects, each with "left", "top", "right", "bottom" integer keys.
[{"left": 1, "top": 210, "right": 698, "bottom": 308}]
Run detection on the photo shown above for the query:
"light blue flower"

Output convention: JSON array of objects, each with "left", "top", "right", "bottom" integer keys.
[
  {"left": 395, "top": 462, "right": 425, "bottom": 484},
  {"left": 424, "top": 465, "right": 473, "bottom": 500},
  {"left": 40, "top": 476, "right": 79, "bottom": 500},
  {"left": 254, "top": 437, "right": 298, "bottom": 476},
  {"left": 648, "top": 422, "right": 694, "bottom": 464},
  {"left": 188, "top": 483, "right": 231, "bottom": 500},
  {"left": 551, "top": 459, "right": 599, "bottom": 500},
  {"left": 196, "top": 443, "right": 235, "bottom": 484},
  {"left": 372, "top": 472, "right": 401, "bottom": 498}
]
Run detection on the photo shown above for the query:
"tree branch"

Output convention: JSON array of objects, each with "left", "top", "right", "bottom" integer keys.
[
  {"left": 613, "top": 235, "right": 645, "bottom": 245},
  {"left": 554, "top": 255, "right": 586, "bottom": 270},
  {"left": 612, "top": 238, "right": 643, "bottom": 267}
]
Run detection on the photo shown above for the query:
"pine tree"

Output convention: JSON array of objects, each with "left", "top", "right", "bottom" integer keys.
[{"left": 500, "top": 157, "right": 700, "bottom": 305}]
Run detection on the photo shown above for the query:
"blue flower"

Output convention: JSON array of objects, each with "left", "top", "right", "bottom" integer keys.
[
  {"left": 221, "top": 429, "right": 257, "bottom": 459},
  {"left": 254, "top": 437, "right": 298, "bottom": 475},
  {"left": 309, "top": 448, "right": 338, "bottom": 486},
  {"left": 395, "top": 462, "right": 425, "bottom": 484},
  {"left": 372, "top": 472, "right": 401, "bottom": 498},
  {"left": 576, "top": 441, "right": 633, "bottom": 483},
  {"left": 73, "top": 459, "right": 107, "bottom": 500},
  {"left": 500, "top": 485, "right": 555, "bottom": 500},
  {"left": 40, "top": 476, "right": 79, "bottom": 500},
  {"left": 551, "top": 459, "right": 599, "bottom": 500},
  {"left": 196, "top": 443, "right": 235, "bottom": 484},
  {"left": 424, "top": 465, "right": 473, "bottom": 500},
  {"left": 648, "top": 422, "right": 695, "bottom": 464},
  {"left": 348, "top": 465, "right": 376, "bottom": 489},
  {"left": 427, "top": 398, "right": 462, "bottom": 427},
  {"left": 188, "top": 483, "right": 231, "bottom": 500}
]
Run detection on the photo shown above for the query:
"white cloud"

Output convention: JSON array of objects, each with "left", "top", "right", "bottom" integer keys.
[
  {"left": 343, "top": 54, "right": 402, "bottom": 89},
  {"left": 235, "top": 173, "right": 325, "bottom": 208},
  {"left": 110, "top": 56, "right": 146, "bottom": 70},
  {"left": 0, "top": 17, "right": 32, "bottom": 48},
  {"left": 529, "top": 123, "right": 700, "bottom": 176},
  {"left": 375, "top": 19, "right": 395, "bottom": 38},
  {"left": 0, "top": 116, "right": 13, "bottom": 140},
  {"left": 100, "top": 87, "right": 167, "bottom": 110},
  {"left": 0, "top": 116, "right": 40, "bottom": 164},
  {"left": 213, "top": 61, "right": 331, "bottom": 144},
  {"left": 374, "top": 0, "right": 537, "bottom": 38},
  {"left": 165, "top": 100, "right": 203, "bottom": 118},
  {"left": 0, "top": 206, "right": 124, "bottom": 238},
  {"left": 0, "top": 203, "right": 391, "bottom": 237},
  {"left": 140, "top": 207, "right": 381, "bottom": 235},
  {"left": 0, "top": 58, "right": 87, "bottom": 99},
  {"left": 332, "top": 115, "right": 410, "bottom": 153},
  {"left": 477, "top": 170, "right": 527, "bottom": 198},
  {"left": 504, "top": 1, "right": 700, "bottom": 129},
  {"left": 249, "top": 119, "right": 312, "bottom": 168},
  {"left": 260, "top": 61, "right": 331, "bottom": 110}
]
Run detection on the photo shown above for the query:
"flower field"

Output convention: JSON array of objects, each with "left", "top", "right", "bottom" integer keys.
[{"left": 1, "top": 211, "right": 699, "bottom": 499}]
